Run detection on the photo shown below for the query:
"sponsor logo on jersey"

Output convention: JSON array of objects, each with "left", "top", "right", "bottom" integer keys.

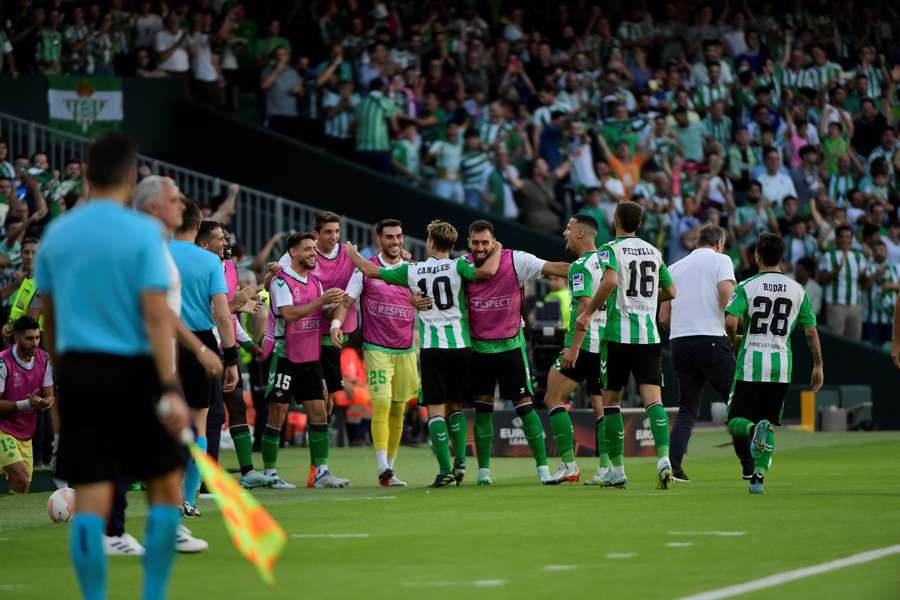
[
  {"left": 469, "top": 295, "right": 513, "bottom": 310},
  {"left": 572, "top": 273, "right": 585, "bottom": 291},
  {"left": 598, "top": 250, "right": 610, "bottom": 262}
]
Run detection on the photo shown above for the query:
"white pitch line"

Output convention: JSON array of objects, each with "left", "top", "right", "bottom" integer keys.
[
  {"left": 607, "top": 553, "right": 638, "bottom": 559},
  {"left": 332, "top": 495, "right": 396, "bottom": 502},
  {"left": 669, "top": 531, "right": 747, "bottom": 537},
  {"left": 543, "top": 565, "right": 577, "bottom": 572},
  {"left": 291, "top": 533, "right": 369, "bottom": 539},
  {"left": 666, "top": 542, "right": 694, "bottom": 548},
  {"left": 402, "top": 580, "right": 506, "bottom": 588},
  {"left": 678, "top": 544, "right": 900, "bottom": 600}
]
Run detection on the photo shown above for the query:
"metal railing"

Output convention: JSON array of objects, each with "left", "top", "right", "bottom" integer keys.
[{"left": 0, "top": 112, "right": 429, "bottom": 260}]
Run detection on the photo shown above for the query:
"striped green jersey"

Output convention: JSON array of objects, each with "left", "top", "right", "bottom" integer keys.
[
  {"left": 818, "top": 248, "right": 866, "bottom": 305},
  {"left": 391, "top": 139, "right": 421, "bottom": 176},
  {"left": 460, "top": 151, "right": 490, "bottom": 190},
  {"left": 380, "top": 257, "right": 476, "bottom": 349},
  {"left": 564, "top": 250, "right": 606, "bottom": 352},
  {"left": 355, "top": 91, "right": 397, "bottom": 151},
  {"left": 598, "top": 237, "right": 673, "bottom": 344},
  {"left": 864, "top": 261, "right": 899, "bottom": 325},
  {"left": 776, "top": 66, "right": 805, "bottom": 94},
  {"left": 693, "top": 84, "right": 730, "bottom": 111},
  {"left": 828, "top": 173, "right": 855, "bottom": 205},
  {"left": 703, "top": 115, "right": 732, "bottom": 147},
  {"left": 803, "top": 62, "right": 841, "bottom": 90},
  {"left": 727, "top": 272, "right": 816, "bottom": 383},
  {"left": 322, "top": 91, "right": 360, "bottom": 139}
]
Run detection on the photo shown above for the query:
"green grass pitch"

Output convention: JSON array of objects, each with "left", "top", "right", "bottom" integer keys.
[{"left": 2, "top": 429, "right": 899, "bottom": 599}]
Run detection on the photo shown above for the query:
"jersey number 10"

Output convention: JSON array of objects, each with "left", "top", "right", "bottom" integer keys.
[
  {"left": 417, "top": 276, "right": 453, "bottom": 310},
  {"left": 626, "top": 260, "right": 657, "bottom": 298}
]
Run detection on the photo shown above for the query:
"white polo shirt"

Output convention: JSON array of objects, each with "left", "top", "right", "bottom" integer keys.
[
  {"left": 668, "top": 247, "right": 736, "bottom": 339},
  {"left": 155, "top": 29, "right": 190, "bottom": 73}
]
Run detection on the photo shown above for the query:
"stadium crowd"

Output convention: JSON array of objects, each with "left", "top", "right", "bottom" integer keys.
[{"left": 2, "top": 1, "right": 900, "bottom": 347}]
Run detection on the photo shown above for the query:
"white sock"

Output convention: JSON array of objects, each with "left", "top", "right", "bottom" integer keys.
[
  {"left": 375, "top": 450, "right": 389, "bottom": 471},
  {"left": 565, "top": 461, "right": 578, "bottom": 470},
  {"left": 316, "top": 464, "right": 329, "bottom": 477},
  {"left": 388, "top": 456, "right": 396, "bottom": 469},
  {"left": 612, "top": 466, "right": 625, "bottom": 477},
  {"left": 264, "top": 468, "right": 277, "bottom": 477}
]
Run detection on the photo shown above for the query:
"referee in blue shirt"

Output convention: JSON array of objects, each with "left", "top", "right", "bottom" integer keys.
[
  {"left": 169, "top": 200, "right": 239, "bottom": 516},
  {"left": 37, "top": 134, "right": 189, "bottom": 600}
]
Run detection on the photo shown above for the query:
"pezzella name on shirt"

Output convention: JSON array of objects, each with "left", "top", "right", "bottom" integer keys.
[{"left": 621, "top": 247, "right": 655, "bottom": 257}]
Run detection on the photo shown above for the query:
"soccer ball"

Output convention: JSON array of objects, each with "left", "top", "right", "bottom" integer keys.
[{"left": 48, "top": 487, "right": 75, "bottom": 523}]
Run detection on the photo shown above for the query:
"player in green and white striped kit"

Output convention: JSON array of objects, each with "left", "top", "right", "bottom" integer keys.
[
  {"left": 343, "top": 221, "right": 502, "bottom": 487},
  {"left": 862, "top": 239, "right": 899, "bottom": 346},
  {"left": 577, "top": 201, "right": 676, "bottom": 489},
  {"left": 542, "top": 215, "right": 606, "bottom": 485},
  {"left": 725, "top": 233, "right": 824, "bottom": 495}
]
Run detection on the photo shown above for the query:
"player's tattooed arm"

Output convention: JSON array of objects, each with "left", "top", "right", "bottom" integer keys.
[
  {"left": 805, "top": 326, "right": 824, "bottom": 392},
  {"left": 725, "top": 314, "right": 740, "bottom": 350}
]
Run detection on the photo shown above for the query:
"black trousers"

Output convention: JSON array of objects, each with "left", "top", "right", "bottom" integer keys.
[
  {"left": 669, "top": 336, "right": 749, "bottom": 472},
  {"left": 205, "top": 378, "right": 225, "bottom": 462}
]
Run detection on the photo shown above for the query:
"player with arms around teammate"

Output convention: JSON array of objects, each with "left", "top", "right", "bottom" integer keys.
[
  {"left": 169, "top": 207, "right": 240, "bottom": 516},
  {"left": 541, "top": 215, "right": 607, "bottom": 485},
  {"left": 330, "top": 219, "right": 426, "bottom": 487},
  {"left": 344, "top": 220, "right": 501, "bottom": 487},
  {"left": 38, "top": 133, "right": 189, "bottom": 600},
  {"left": 264, "top": 233, "right": 350, "bottom": 488},
  {"left": 578, "top": 201, "right": 676, "bottom": 489},
  {"left": 464, "top": 219, "right": 570, "bottom": 485},
  {"left": 0, "top": 317, "right": 53, "bottom": 494},
  {"left": 725, "top": 233, "right": 823, "bottom": 494}
]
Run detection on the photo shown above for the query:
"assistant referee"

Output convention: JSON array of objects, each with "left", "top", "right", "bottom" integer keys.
[
  {"left": 660, "top": 224, "right": 748, "bottom": 481},
  {"left": 38, "top": 133, "right": 189, "bottom": 599}
]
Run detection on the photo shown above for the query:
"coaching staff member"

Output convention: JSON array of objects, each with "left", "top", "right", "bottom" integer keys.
[
  {"left": 660, "top": 224, "right": 749, "bottom": 481},
  {"left": 38, "top": 133, "right": 189, "bottom": 599}
]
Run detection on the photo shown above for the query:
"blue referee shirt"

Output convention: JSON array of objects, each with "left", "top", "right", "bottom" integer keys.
[
  {"left": 35, "top": 200, "right": 170, "bottom": 356},
  {"left": 168, "top": 240, "right": 227, "bottom": 332}
]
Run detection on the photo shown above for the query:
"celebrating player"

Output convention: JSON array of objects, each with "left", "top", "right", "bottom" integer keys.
[
  {"left": 306, "top": 211, "right": 358, "bottom": 484},
  {"left": 169, "top": 209, "right": 240, "bottom": 516},
  {"left": 725, "top": 233, "right": 824, "bottom": 494},
  {"left": 263, "top": 233, "right": 350, "bottom": 488},
  {"left": 541, "top": 216, "right": 606, "bottom": 485},
  {"left": 464, "top": 219, "right": 570, "bottom": 485},
  {"left": 0, "top": 316, "right": 53, "bottom": 494},
  {"left": 330, "top": 219, "right": 426, "bottom": 487},
  {"left": 578, "top": 201, "right": 677, "bottom": 489},
  {"left": 344, "top": 220, "right": 501, "bottom": 487}
]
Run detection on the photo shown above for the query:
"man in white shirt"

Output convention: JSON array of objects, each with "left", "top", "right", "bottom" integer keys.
[
  {"left": 154, "top": 13, "right": 190, "bottom": 77},
  {"left": 757, "top": 147, "right": 797, "bottom": 210},
  {"left": 660, "top": 225, "right": 749, "bottom": 481},
  {"left": 187, "top": 14, "right": 221, "bottom": 108}
]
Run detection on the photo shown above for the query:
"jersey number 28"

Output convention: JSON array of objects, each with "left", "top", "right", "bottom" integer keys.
[{"left": 749, "top": 297, "right": 792, "bottom": 336}]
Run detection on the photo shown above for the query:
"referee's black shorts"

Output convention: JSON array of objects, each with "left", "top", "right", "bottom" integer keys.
[
  {"left": 178, "top": 329, "right": 219, "bottom": 409},
  {"left": 56, "top": 353, "right": 184, "bottom": 485}
]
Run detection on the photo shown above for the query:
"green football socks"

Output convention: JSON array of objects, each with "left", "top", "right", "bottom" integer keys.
[
  {"left": 261, "top": 425, "right": 281, "bottom": 471},
  {"left": 474, "top": 402, "right": 493, "bottom": 469},
  {"left": 604, "top": 406, "right": 624, "bottom": 467},
  {"left": 308, "top": 423, "right": 330, "bottom": 467},
  {"left": 229, "top": 424, "right": 254, "bottom": 475},
  {"left": 448, "top": 411, "right": 468, "bottom": 463},
  {"left": 596, "top": 416, "right": 611, "bottom": 468},
  {"left": 728, "top": 417, "right": 755, "bottom": 438},
  {"left": 646, "top": 402, "right": 670, "bottom": 458},
  {"left": 517, "top": 403, "right": 548, "bottom": 467},
  {"left": 548, "top": 406, "right": 575, "bottom": 463},
  {"left": 428, "top": 416, "right": 452, "bottom": 475}
]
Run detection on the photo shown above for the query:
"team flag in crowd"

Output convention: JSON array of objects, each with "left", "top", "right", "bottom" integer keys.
[
  {"left": 189, "top": 442, "right": 287, "bottom": 585},
  {"left": 47, "top": 75, "right": 124, "bottom": 136}
]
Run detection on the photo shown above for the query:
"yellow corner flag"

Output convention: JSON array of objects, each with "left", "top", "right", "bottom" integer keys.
[{"left": 189, "top": 443, "right": 287, "bottom": 585}]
